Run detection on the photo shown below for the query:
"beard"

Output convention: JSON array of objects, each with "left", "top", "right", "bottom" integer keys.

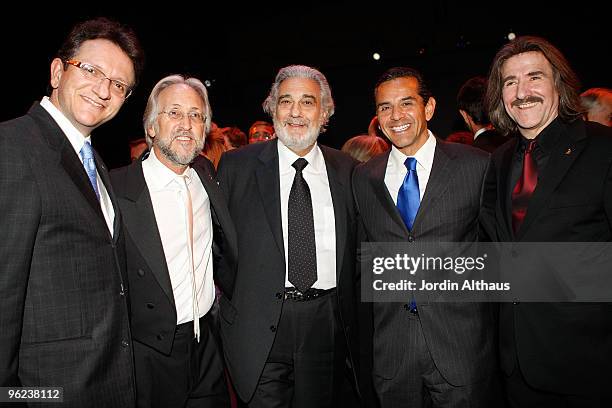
[
  {"left": 273, "top": 117, "right": 321, "bottom": 152},
  {"left": 155, "top": 130, "right": 204, "bottom": 166}
]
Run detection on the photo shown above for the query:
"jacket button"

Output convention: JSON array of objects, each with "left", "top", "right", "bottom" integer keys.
[
  {"left": 137, "top": 269, "right": 145, "bottom": 277},
  {"left": 146, "top": 303, "right": 155, "bottom": 309},
  {"left": 270, "top": 325, "right": 276, "bottom": 332},
  {"left": 275, "top": 292, "right": 283, "bottom": 299},
  {"left": 121, "top": 340, "right": 129, "bottom": 348},
  {"left": 408, "top": 235, "right": 415, "bottom": 242}
]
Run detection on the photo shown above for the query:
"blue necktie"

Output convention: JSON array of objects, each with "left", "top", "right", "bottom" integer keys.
[
  {"left": 397, "top": 157, "right": 420, "bottom": 231},
  {"left": 80, "top": 141, "right": 100, "bottom": 201},
  {"left": 397, "top": 157, "right": 420, "bottom": 313}
]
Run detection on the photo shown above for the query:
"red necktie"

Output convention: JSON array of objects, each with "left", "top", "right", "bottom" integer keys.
[
  {"left": 512, "top": 140, "right": 538, "bottom": 234},
  {"left": 511, "top": 140, "right": 538, "bottom": 234}
]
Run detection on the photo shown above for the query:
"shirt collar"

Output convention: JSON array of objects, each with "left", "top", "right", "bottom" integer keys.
[
  {"left": 388, "top": 129, "right": 436, "bottom": 172},
  {"left": 143, "top": 148, "right": 193, "bottom": 190},
  {"left": 40, "top": 96, "right": 92, "bottom": 154},
  {"left": 277, "top": 139, "right": 325, "bottom": 174},
  {"left": 474, "top": 127, "right": 488, "bottom": 140}
]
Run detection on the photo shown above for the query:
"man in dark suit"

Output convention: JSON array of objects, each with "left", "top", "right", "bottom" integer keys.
[
  {"left": 0, "top": 18, "right": 144, "bottom": 407},
  {"left": 217, "top": 65, "right": 359, "bottom": 407},
  {"left": 353, "top": 67, "right": 498, "bottom": 407},
  {"left": 481, "top": 36, "right": 612, "bottom": 407},
  {"left": 457, "top": 76, "right": 508, "bottom": 153},
  {"left": 111, "top": 75, "right": 235, "bottom": 408}
]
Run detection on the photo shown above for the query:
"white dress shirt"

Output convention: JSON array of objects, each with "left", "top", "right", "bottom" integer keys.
[
  {"left": 385, "top": 130, "right": 437, "bottom": 205},
  {"left": 473, "top": 127, "right": 487, "bottom": 141},
  {"left": 142, "top": 149, "right": 215, "bottom": 324},
  {"left": 278, "top": 141, "right": 336, "bottom": 290},
  {"left": 40, "top": 97, "right": 115, "bottom": 236}
]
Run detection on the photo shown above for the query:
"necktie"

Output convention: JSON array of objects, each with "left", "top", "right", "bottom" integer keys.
[
  {"left": 288, "top": 158, "right": 317, "bottom": 293},
  {"left": 397, "top": 157, "right": 420, "bottom": 231},
  {"left": 179, "top": 174, "right": 200, "bottom": 342},
  {"left": 511, "top": 140, "right": 538, "bottom": 234},
  {"left": 397, "top": 157, "right": 420, "bottom": 312},
  {"left": 80, "top": 141, "right": 100, "bottom": 200}
]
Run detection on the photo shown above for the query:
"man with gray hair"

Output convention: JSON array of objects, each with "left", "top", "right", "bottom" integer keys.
[
  {"left": 580, "top": 87, "right": 612, "bottom": 127},
  {"left": 111, "top": 74, "right": 237, "bottom": 407},
  {"left": 217, "top": 65, "right": 359, "bottom": 407}
]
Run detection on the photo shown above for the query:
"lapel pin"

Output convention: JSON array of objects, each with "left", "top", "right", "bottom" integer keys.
[{"left": 564, "top": 148, "right": 572, "bottom": 155}]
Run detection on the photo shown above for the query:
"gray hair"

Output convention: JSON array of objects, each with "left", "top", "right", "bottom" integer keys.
[
  {"left": 262, "top": 65, "right": 334, "bottom": 132},
  {"left": 143, "top": 74, "right": 212, "bottom": 147}
]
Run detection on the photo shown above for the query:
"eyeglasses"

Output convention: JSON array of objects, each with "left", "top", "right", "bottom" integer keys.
[
  {"left": 158, "top": 109, "right": 206, "bottom": 124},
  {"left": 65, "top": 60, "right": 133, "bottom": 99}
]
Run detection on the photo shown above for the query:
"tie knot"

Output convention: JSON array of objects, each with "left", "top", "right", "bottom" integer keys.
[
  {"left": 525, "top": 140, "right": 537, "bottom": 154},
  {"left": 292, "top": 158, "right": 309, "bottom": 172},
  {"left": 404, "top": 157, "right": 417, "bottom": 172},
  {"left": 80, "top": 141, "right": 94, "bottom": 160}
]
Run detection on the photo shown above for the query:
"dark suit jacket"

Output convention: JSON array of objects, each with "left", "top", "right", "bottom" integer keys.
[
  {"left": 216, "top": 139, "right": 359, "bottom": 402},
  {"left": 481, "top": 119, "right": 612, "bottom": 394},
  {"left": 110, "top": 155, "right": 237, "bottom": 355},
  {"left": 353, "top": 139, "right": 498, "bottom": 388},
  {"left": 0, "top": 103, "right": 135, "bottom": 407},
  {"left": 473, "top": 128, "right": 509, "bottom": 153}
]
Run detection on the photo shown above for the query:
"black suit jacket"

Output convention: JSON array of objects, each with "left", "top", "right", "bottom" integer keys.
[
  {"left": 110, "top": 155, "right": 237, "bottom": 355},
  {"left": 216, "top": 139, "right": 359, "bottom": 402},
  {"left": 353, "top": 139, "right": 498, "bottom": 388},
  {"left": 0, "top": 103, "right": 135, "bottom": 407},
  {"left": 481, "top": 119, "right": 612, "bottom": 394},
  {"left": 473, "top": 128, "right": 509, "bottom": 153}
]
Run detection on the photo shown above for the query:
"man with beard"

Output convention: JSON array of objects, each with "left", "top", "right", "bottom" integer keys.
[
  {"left": 217, "top": 65, "right": 359, "bottom": 407},
  {"left": 111, "top": 74, "right": 237, "bottom": 408}
]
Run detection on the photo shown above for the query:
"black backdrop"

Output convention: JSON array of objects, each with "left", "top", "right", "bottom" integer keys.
[{"left": 2, "top": 4, "right": 609, "bottom": 168}]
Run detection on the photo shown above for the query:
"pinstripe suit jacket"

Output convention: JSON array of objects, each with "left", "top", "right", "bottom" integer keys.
[
  {"left": 353, "top": 138, "right": 497, "bottom": 387},
  {"left": 0, "top": 103, "right": 135, "bottom": 407}
]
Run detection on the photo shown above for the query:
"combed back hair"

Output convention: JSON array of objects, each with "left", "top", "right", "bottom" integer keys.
[
  {"left": 262, "top": 65, "right": 335, "bottom": 132},
  {"left": 341, "top": 134, "right": 390, "bottom": 163},
  {"left": 457, "top": 76, "right": 490, "bottom": 125},
  {"left": 57, "top": 17, "right": 145, "bottom": 87},
  {"left": 581, "top": 88, "right": 612, "bottom": 111},
  {"left": 485, "top": 36, "right": 583, "bottom": 136},
  {"left": 374, "top": 67, "right": 433, "bottom": 104},
  {"left": 143, "top": 74, "right": 212, "bottom": 148}
]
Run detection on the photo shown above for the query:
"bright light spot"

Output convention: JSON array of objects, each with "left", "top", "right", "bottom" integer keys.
[
  {"left": 507, "top": 32, "right": 516, "bottom": 41},
  {"left": 372, "top": 52, "right": 381, "bottom": 61}
]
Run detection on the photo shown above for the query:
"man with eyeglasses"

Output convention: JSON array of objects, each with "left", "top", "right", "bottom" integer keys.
[
  {"left": 248, "top": 120, "right": 275, "bottom": 143},
  {"left": 111, "top": 74, "right": 237, "bottom": 408},
  {"left": 0, "top": 18, "right": 144, "bottom": 407}
]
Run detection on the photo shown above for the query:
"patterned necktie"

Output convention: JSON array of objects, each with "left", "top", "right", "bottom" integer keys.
[
  {"left": 179, "top": 174, "right": 200, "bottom": 342},
  {"left": 288, "top": 158, "right": 317, "bottom": 293},
  {"left": 397, "top": 157, "right": 420, "bottom": 231},
  {"left": 79, "top": 141, "right": 100, "bottom": 200},
  {"left": 397, "top": 157, "right": 420, "bottom": 312},
  {"left": 511, "top": 140, "right": 538, "bottom": 234}
]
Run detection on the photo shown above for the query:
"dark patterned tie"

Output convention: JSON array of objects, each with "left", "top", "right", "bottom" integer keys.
[
  {"left": 288, "top": 158, "right": 317, "bottom": 292},
  {"left": 512, "top": 140, "right": 538, "bottom": 234}
]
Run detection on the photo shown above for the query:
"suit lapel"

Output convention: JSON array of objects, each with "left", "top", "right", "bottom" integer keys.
[
  {"left": 413, "top": 141, "right": 453, "bottom": 231},
  {"left": 95, "top": 150, "right": 120, "bottom": 242},
  {"left": 517, "top": 122, "right": 587, "bottom": 239},
  {"left": 369, "top": 152, "right": 409, "bottom": 236},
  {"left": 498, "top": 139, "right": 517, "bottom": 239},
  {"left": 122, "top": 161, "right": 175, "bottom": 306},
  {"left": 320, "top": 146, "right": 347, "bottom": 281},
  {"left": 256, "top": 140, "right": 285, "bottom": 259}
]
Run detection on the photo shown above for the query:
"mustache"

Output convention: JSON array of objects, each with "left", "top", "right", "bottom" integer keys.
[
  {"left": 172, "top": 130, "right": 195, "bottom": 139},
  {"left": 283, "top": 118, "right": 309, "bottom": 126},
  {"left": 511, "top": 96, "right": 543, "bottom": 107}
]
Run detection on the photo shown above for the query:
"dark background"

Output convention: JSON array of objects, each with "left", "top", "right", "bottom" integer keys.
[{"left": 2, "top": 4, "right": 609, "bottom": 168}]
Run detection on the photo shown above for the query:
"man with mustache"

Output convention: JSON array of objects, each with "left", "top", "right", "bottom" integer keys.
[
  {"left": 217, "top": 65, "right": 359, "bottom": 407},
  {"left": 111, "top": 75, "right": 236, "bottom": 407},
  {"left": 481, "top": 36, "right": 612, "bottom": 406}
]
